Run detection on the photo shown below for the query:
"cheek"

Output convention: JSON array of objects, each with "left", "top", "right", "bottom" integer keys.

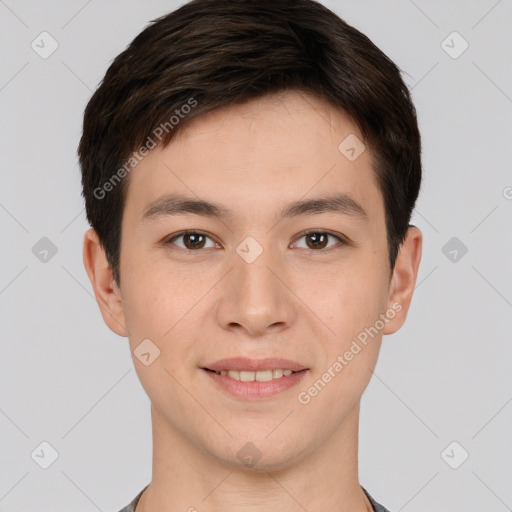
[
  {"left": 301, "top": 261, "right": 389, "bottom": 340},
  {"left": 120, "top": 245, "right": 185, "bottom": 331},
  {"left": 121, "top": 262, "right": 209, "bottom": 374},
  {"left": 122, "top": 274, "right": 200, "bottom": 406},
  {"left": 300, "top": 265, "right": 388, "bottom": 398},
  {"left": 123, "top": 279, "right": 188, "bottom": 341}
]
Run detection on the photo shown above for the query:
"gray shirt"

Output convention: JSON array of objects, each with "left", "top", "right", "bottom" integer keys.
[{"left": 117, "top": 484, "right": 391, "bottom": 511}]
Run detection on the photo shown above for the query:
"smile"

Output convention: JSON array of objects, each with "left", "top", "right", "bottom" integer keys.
[
  {"left": 210, "top": 368, "right": 297, "bottom": 381},
  {"left": 202, "top": 367, "right": 308, "bottom": 400}
]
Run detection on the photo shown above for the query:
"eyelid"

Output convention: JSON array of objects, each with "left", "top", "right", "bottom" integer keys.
[
  {"left": 291, "top": 229, "right": 349, "bottom": 251},
  {"left": 163, "top": 230, "right": 219, "bottom": 249}
]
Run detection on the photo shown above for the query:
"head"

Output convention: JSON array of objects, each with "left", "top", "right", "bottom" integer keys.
[{"left": 80, "top": 0, "right": 422, "bottom": 470}]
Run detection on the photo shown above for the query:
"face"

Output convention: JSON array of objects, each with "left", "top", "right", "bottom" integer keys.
[{"left": 85, "top": 90, "right": 421, "bottom": 471}]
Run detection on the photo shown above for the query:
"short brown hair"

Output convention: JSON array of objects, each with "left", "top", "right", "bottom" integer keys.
[{"left": 78, "top": 0, "right": 422, "bottom": 287}]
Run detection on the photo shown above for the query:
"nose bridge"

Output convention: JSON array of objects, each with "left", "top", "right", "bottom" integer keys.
[
  {"left": 234, "top": 238, "right": 282, "bottom": 310},
  {"left": 216, "top": 236, "right": 294, "bottom": 335}
]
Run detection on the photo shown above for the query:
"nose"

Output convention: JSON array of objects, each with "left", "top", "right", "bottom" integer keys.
[{"left": 214, "top": 243, "right": 297, "bottom": 338}]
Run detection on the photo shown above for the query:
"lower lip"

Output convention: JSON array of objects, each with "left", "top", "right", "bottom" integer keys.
[{"left": 202, "top": 369, "right": 308, "bottom": 400}]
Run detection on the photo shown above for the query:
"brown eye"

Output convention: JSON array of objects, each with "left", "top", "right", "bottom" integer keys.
[
  {"left": 292, "top": 231, "right": 347, "bottom": 251},
  {"left": 165, "top": 231, "right": 217, "bottom": 251},
  {"left": 305, "top": 232, "right": 329, "bottom": 249},
  {"left": 182, "top": 233, "right": 207, "bottom": 249}
]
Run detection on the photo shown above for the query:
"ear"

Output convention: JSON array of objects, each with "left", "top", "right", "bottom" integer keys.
[
  {"left": 82, "top": 227, "right": 128, "bottom": 337},
  {"left": 383, "top": 225, "right": 422, "bottom": 335}
]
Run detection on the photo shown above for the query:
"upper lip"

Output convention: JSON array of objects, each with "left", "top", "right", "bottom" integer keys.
[{"left": 203, "top": 357, "right": 309, "bottom": 372}]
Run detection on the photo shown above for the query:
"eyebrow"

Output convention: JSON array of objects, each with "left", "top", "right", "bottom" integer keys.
[{"left": 141, "top": 192, "right": 368, "bottom": 224}]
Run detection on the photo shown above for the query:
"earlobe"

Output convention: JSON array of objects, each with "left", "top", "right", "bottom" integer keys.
[
  {"left": 82, "top": 228, "right": 129, "bottom": 337},
  {"left": 383, "top": 226, "right": 423, "bottom": 335}
]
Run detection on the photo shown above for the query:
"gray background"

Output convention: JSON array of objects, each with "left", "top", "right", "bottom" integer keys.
[{"left": 1, "top": 0, "right": 511, "bottom": 511}]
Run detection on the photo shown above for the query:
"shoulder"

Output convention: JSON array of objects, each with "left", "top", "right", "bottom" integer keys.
[
  {"left": 361, "top": 485, "right": 392, "bottom": 512},
  {"left": 116, "top": 485, "right": 149, "bottom": 512}
]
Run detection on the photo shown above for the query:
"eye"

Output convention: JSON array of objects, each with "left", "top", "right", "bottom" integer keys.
[
  {"left": 164, "top": 230, "right": 218, "bottom": 251},
  {"left": 163, "top": 229, "right": 348, "bottom": 253},
  {"left": 291, "top": 230, "right": 348, "bottom": 251}
]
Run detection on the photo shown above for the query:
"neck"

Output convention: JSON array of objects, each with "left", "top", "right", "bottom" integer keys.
[{"left": 135, "top": 403, "right": 374, "bottom": 512}]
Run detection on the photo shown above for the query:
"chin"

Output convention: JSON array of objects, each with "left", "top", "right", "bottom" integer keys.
[{"left": 209, "top": 433, "right": 307, "bottom": 473}]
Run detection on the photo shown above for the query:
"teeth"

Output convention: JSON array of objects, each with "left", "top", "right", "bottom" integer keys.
[{"left": 217, "top": 369, "right": 296, "bottom": 381}]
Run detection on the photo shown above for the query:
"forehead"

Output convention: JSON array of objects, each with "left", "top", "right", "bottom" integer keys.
[{"left": 122, "top": 90, "right": 384, "bottom": 227}]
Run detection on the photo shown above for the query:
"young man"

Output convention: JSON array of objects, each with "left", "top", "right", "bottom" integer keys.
[{"left": 79, "top": 1, "right": 422, "bottom": 511}]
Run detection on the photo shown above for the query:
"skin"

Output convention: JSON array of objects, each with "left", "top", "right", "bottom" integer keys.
[{"left": 83, "top": 90, "right": 422, "bottom": 512}]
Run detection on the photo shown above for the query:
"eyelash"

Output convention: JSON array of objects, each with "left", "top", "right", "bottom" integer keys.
[{"left": 163, "top": 229, "right": 349, "bottom": 254}]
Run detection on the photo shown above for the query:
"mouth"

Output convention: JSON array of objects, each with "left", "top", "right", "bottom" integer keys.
[
  {"left": 201, "top": 357, "right": 309, "bottom": 400},
  {"left": 202, "top": 367, "right": 304, "bottom": 382}
]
